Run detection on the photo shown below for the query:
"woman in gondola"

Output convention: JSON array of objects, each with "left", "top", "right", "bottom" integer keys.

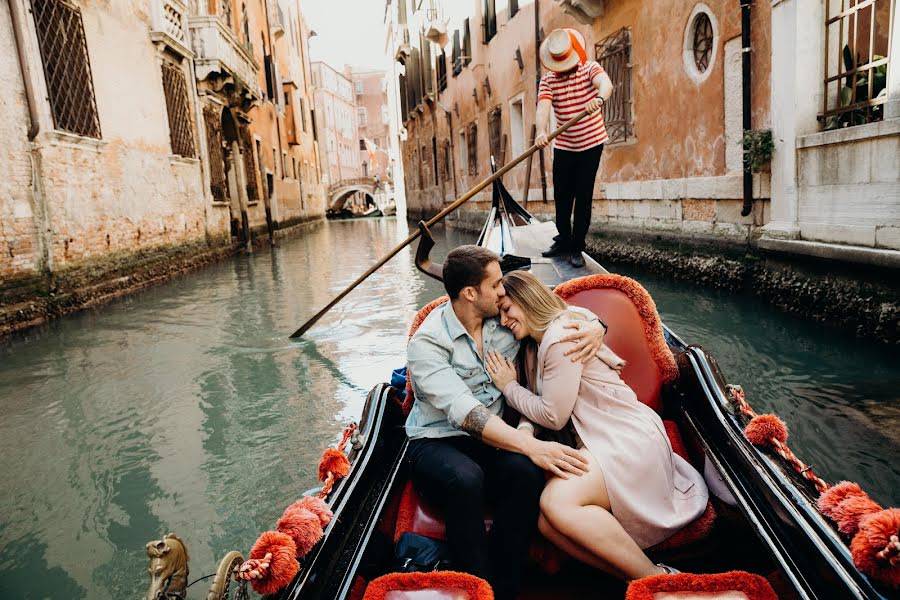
[{"left": 484, "top": 270, "right": 709, "bottom": 581}]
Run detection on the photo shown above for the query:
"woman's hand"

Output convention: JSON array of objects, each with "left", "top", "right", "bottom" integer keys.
[
  {"left": 485, "top": 351, "right": 517, "bottom": 390},
  {"left": 560, "top": 319, "right": 606, "bottom": 363}
]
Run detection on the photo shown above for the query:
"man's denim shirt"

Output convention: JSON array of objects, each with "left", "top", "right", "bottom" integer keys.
[{"left": 405, "top": 302, "right": 520, "bottom": 440}]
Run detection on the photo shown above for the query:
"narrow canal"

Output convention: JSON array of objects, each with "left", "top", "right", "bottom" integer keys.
[{"left": 1, "top": 218, "right": 897, "bottom": 599}]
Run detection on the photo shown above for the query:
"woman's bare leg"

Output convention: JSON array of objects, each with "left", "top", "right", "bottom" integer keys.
[
  {"left": 537, "top": 513, "right": 626, "bottom": 578},
  {"left": 540, "top": 453, "right": 662, "bottom": 580}
]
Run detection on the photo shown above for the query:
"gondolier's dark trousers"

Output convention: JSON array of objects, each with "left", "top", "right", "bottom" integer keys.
[
  {"left": 407, "top": 435, "right": 544, "bottom": 600},
  {"left": 553, "top": 145, "right": 604, "bottom": 252}
]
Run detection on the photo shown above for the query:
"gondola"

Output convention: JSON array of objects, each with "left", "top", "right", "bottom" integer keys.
[
  {"left": 326, "top": 205, "right": 384, "bottom": 220},
  {"left": 271, "top": 173, "right": 896, "bottom": 600}
]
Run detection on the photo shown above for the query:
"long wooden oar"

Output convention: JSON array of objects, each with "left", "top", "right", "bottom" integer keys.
[{"left": 289, "top": 108, "right": 590, "bottom": 339}]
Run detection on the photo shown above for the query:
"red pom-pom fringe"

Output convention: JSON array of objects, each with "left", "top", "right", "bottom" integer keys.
[
  {"left": 832, "top": 494, "right": 883, "bottom": 536},
  {"left": 318, "top": 448, "right": 351, "bottom": 482},
  {"left": 851, "top": 508, "right": 900, "bottom": 588},
  {"left": 247, "top": 531, "right": 300, "bottom": 596},
  {"left": 277, "top": 508, "right": 325, "bottom": 557},
  {"left": 744, "top": 414, "right": 788, "bottom": 446},
  {"left": 285, "top": 495, "right": 333, "bottom": 527},
  {"left": 818, "top": 481, "right": 866, "bottom": 518}
]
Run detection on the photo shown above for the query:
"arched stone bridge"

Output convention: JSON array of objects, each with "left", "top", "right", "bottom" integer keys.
[{"left": 328, "top": 177, "right": 377, "bottom": 211}]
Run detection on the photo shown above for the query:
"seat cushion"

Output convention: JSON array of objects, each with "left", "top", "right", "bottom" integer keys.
[
  {"left": 363, "top": 572, "right": 493, "bottom": 600},
  {"left": 625, "top": 571, "right": 779, "bottom": 600},
  {"left": 554, "top": 275, "right": 678, "bottom": 414}
]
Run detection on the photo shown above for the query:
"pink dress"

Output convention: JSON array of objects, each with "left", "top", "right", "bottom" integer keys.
[{"left": 503, "top": 309, "right": 709, "bottom": 549}]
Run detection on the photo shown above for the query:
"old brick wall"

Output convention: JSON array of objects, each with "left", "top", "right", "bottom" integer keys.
[{"left": 0, "top": 2, "right": 41, "bottom": 284}]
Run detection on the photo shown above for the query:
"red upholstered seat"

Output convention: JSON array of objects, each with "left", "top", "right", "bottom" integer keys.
[
  {"left": 553, "top": 274, "right": 679, "bottom": 414},
  {"left": 362, "top": 572, "right": 493, "bottom": 600}
]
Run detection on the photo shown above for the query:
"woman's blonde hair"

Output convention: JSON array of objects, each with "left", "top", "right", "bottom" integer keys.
[{"left": 502, "top": 270, "right": 574, "bottom": 335}]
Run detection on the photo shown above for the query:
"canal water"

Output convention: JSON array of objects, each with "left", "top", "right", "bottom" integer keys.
[{"left": 0, "top": 218, "right": 897, "bottom": 599}]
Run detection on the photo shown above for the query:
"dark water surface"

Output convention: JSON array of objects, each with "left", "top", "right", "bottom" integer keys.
[{"left": 0, "top": 219, "right": 897, "bottom": 599}]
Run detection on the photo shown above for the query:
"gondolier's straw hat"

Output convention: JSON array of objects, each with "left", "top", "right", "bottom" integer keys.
[{"left": 540, "top": 28, "right": 587, "bottom": 73}]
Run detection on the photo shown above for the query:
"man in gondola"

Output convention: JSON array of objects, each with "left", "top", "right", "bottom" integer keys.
[
  {"left": 535, "top": 28, "right": 614, "bottom": 268},
  {"left": 405, "top": 245, "right": 606, "bottom": 600}
]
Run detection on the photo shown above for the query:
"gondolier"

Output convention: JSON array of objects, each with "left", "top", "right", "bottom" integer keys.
[{"left": 535, "top": 28, "right": 613, "bottom": 268}]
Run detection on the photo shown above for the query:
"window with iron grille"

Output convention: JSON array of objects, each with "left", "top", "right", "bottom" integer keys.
[
  {"left": 823, "top": 0, "right": 892, "bottom": 129},
  {"left": 483, "top": 0, "right": 497, "bottom": 43},
  {"left": 31, "top": 0, "right": 101, "bottom": 139},
  {"left": 463, "top": 19, "right": 472, "bottom": 66},
  {"left": 488, "top": 108, "right": 503, "bottom": 164},
  {"left": 595, "top": 28, "right": 634, "bottom": 144},
  {"left": 161, "top": 61, "right": 196, "bottom": 158},
  {"left": 452, "top": 30, "right": 462, "bottom": 76},
  {"left": 467, "top": 123, "right": 478, "bottom": 176},
  {"left": 442, "top": 140, "right": 452, "bottom": 181},
  {"left": 203, "top": 106, "right": 227, "bottom": 200},
  {"left": 241, "top": 128, "right": 259, "bottom": 200},
  {"left": 437, "top": 52, "right": 448, "bottom": 91}
]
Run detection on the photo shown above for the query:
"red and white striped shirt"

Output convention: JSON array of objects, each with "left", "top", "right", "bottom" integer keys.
[{"left": 538, "top": 61, "right": 608, "bottom": 151}]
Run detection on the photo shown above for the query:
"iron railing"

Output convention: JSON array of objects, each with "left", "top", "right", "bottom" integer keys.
[
  {"left": 595, "top": 28, "right": 633, "bottom": 145},
  {"left": 31, "top": 0, "right": 101, "bottom": 138},
  {"left": 161, "top": 61, "right": 196, "bottom": 158},
  {"left": 822, "top": 0, "right": 892, "bottom": 128}
]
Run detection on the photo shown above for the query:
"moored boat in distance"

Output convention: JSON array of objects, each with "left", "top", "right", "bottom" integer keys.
[{"left": 270, "top": 173, "right": 896, "bottom": 599}]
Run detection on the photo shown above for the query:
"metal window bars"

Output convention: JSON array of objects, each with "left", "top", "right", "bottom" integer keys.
[
  {"left": 31, "top": 0, "right": 102, "bottom": 139},
  {"left": 823, "top": 0, "right": 892, "bottom": 128},
  {"left": 161, "top": 61, "right": 196, "bottom": 158},
  {"left": 203, "top": 106, "right": 228, "bottom": 200},
  {"left": 595, "top": 28, "right": 634, "bottom": 145},
  {"left": 240, "top": 128, "right": 259, "bottom": 201}
]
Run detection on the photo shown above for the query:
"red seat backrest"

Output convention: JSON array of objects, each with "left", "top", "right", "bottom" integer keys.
[
  {"left": 554, "top": 274, "right": 677, "bottom": 414},
  {"left": 402, "top": 296, "right": 449, "bottom": 415}
]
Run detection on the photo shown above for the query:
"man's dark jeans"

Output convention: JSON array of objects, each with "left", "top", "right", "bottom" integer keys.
[
  {"left": 407, "top": 435, "right": 544, "bottom": 600},
  {"left": 552, "top": 145, "right": 604, "bottom": 252}
]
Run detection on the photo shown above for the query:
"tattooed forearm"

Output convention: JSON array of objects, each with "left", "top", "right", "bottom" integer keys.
[{"left": 461, "top": 405, "right": 491, "bottom": 441}]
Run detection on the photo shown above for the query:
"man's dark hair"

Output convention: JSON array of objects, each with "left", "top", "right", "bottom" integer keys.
[{"left": 442, "top": 245, "right": 499, "bottom": 299}]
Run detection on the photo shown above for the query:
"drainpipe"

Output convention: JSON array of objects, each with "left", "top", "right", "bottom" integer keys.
[
  {"left": 9, "top": 0, "right": 53, "bottom": 277},
  {"left": 740, "top": 0, "right": 753, "bottom": 217},
  {"left": 9, "top": 0, "right": 39, "bottom": 140}
]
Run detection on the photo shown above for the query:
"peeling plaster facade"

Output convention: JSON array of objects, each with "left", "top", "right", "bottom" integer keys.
[{"left": 1, "top": 0, "right": 325, "bottom": 322}]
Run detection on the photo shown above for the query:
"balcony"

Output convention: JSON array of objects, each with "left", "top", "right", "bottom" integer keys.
[
  {"left": 269, "top": 0, "right": 285, "bottom": 38},
  {"left": 149, "top": 0, "right": 193, "bottom": 59},
  {"left": 189, "top": 15, "right": 261, "bottom": 100}
]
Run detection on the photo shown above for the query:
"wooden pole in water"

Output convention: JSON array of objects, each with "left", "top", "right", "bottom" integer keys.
[{"left": 289, "top": 108, "right": 590, "bottom": 339}]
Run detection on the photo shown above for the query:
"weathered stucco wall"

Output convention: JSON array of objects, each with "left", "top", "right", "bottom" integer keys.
[{"left": 400, "top": 0, "right": 773, "bottom": 245}]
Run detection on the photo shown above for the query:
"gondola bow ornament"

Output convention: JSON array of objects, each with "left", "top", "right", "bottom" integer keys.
[
  {"left": 234, "top": 422, "right": 356, "bottom": 595},
  {"left": 726, "top": 384, "right": 899, "bottom": 587}
]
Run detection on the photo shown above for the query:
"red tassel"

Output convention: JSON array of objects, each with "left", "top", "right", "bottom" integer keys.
[
  {"left": 833, "top": 494, "right": 883, "bottom": 536},
  {"left": 247, "top": 531, "right": 300, "bottom": 596},
  {"left": 318, "top": 448, "right": 351, "bottom": 482},
  {"left": 744, "top": 414, "right": 788, "bottom": 446},
  {"left": 277, "top": 507, "right": 324, "bottom": 557},
  {"left": 851, "top": 508, "right": 900, "bottom": 588},
  {"left": 285, "top": 495, "right": 333, "bottom": 527},
  {"left": 818, "top": 481, "right": 866, "bottom": 518}
]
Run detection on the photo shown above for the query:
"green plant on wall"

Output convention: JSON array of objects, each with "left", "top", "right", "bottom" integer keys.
[
  {"left": 825, "top": 44, "right": 887, "bottom": 130},
  {"left": 742, "top": 129, "right": 773, "bottom": 173}
]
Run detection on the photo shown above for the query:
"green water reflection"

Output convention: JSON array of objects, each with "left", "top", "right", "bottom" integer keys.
[{"left": 0, "top": 218, "right": 896, "bottom": 599}]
